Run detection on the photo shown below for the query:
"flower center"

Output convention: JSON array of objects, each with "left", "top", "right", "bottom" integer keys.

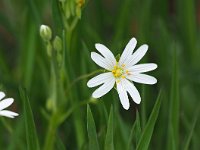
[{"left": 112, "top": 63, "right": 126, "bottom": 78}]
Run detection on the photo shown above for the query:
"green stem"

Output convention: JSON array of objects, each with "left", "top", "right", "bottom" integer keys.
[
  {"left": 43, "top": 113, "right": 59, "bottom": 150},
  {"left": 66, "top": 69, "right": 104, "bottom": 93},
  {"left": 0, "top": 118, "right": 13, "bottom": 133}
]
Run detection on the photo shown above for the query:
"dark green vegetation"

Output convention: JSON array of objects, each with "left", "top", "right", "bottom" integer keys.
[{"left": 0, "top": 0, "right": 200, "bottom": 149}]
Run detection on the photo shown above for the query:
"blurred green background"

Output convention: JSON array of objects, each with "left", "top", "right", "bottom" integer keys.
[{"left": 0, "top": 0, "right": 200, "bottom": 150}]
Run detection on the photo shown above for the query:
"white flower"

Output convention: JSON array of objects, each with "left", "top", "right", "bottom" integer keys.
[
  {"left": 0, "top": 91, "right": 19, "bottom": 118},
  {"left": 87, "top": 37, "right": 157, "bottom": 110}
]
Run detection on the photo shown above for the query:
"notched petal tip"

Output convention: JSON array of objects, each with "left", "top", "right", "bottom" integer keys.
[
  {"left": 95, "top": 43, "right": 101, "bottom": 48},
  {"left": 90, "top": 52, "right": 95, "bottom": 57},
  {"left": 129, "top": 37, "right": 137, "bottom": 44},
  {"left": 142, "top": 44, "right": 149, "bottom": 50},
  {"left": 86, "top": 81, "right": 91, "bottom": 88},
  {"left": 0, "top": 92, "right": 6, "bottom": 100},
  {"left": 134, "top": 98, "right": 141, "bottom": 104},
  {"left": 123, "top": 105, "right": 130, "bottom": 110},
  {"left": 153, "top": 63, "right": 158, "bottom": 69},
  {"left": 92, "top": 93, "right": 100, "bottom": 99},
  {"left": 153, "top": 78, "right": 158, "bottom": 84}
]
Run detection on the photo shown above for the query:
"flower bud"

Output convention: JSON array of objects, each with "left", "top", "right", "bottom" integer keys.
[
  {"left": 40, "top": 25, "right": 52, "bottom": 41},
  {"left": 76, "top": 0, "right": 85, "bottom": 18},
  {"left": 57, "top": 53, "right": 62, "bottom": 66},
  {"left": 47, "top": 42, "right": 52, "bottom": 57},
  {"left": 53, "top": 36, "right": 62, "bottom": 52}
]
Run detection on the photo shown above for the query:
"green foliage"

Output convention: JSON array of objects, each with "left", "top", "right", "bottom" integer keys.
[
  {"left": 136, "top": 91, "right": 162, "bottom": 150},
  {"left": 167, "top": 46, "right": 179, "bottom": 150},
  {"left": 0, "top": 0, "right": 199, "bottom": 149},
  {"left": 104, "top": 106, "right": 114, "bottom": 150},
  {"left": 20, "top": 88, "right": 40, "bottom": 150},
  {"left": 87, "top": 105, "right": 100, "bottom": 150}
]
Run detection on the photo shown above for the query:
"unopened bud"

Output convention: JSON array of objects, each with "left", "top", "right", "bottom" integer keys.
[
  {"left": 57, "top": 53, "right": 62, "bottom": 65},
  {"left": 40, "top": 25, "right": 52, "bottom": 41},
  {"left": 76, "top": 0, "right": 84, "bottom": 8},
  {"left": 53, "top": 36, "right": 62, "bottom": 52},
  {"left": 47, "top": 42, "right": 52, "bottom": 57}
]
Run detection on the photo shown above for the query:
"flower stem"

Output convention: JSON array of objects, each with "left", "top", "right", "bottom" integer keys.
[
  {"left": 66, "top": 69, "right": 104, "bottom": 93},
  {"left": 43, "top": 113, "right": 59, "bottom": 150}
]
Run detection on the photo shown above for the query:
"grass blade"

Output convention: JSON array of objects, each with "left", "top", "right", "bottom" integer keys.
[
  {"left": 167, "top": 46, "right": 179, "bottom": 150},
  {"left": 104, "top": 106, "right": 114, "bottom": 150},
  {"left": 52, "top": 0, "right": 64, "bottom": 35},
  {"left": 19, "top": 87, "right": 40, "bottom": 150},
  {"left": 183, "top": 107, "right": 200, "bottom": 150},
  {"left": 87, "top": 105, "right": 100, "bottom": 150},
  {"left": 127, "top": 110, "right": 141, "bottom": 150},
  {"left": 136, "top": 91, "right": 162, "bottom": 150}
]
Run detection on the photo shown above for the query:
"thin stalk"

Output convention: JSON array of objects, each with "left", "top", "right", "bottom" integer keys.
[
  {"left": 43, "top": 113, "right": 59, "bottom": 150},
  {"left": 66, "top": 69, "right": 104, "bottom": 93}
]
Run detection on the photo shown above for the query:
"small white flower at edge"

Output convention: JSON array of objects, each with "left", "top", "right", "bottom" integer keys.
[
  {"left": 87, "top": 37, "right": 157, "bottom": 110},
  {"left": 0, "top": 91, "right": 19, "bottom": 118}
]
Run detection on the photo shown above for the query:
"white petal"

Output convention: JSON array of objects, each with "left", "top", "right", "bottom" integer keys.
[
  {"left": 116, "top": 79, "right": 130, "bottom": 110},
  {"left": 0, "top": 98, "right": 14, "bottom": 111},
  {"left": 128, "top": 63, "right": 157, "bottom": 74},
  {"left": 87, "top": 72, "right": 114, "bottom": 88},
  {"left": 0, "top": 110, "right": 19, "bottom": 118},
  {"left": 125, "top": 44, "right": 148, "bottom": 68},
  {"left": 0, "top": 92, "right": 5, "bottom": 100},
  {"left": 91, "top": 52, "right": 113, "bottom": 70},
  {"left": 127, "top": 74, "right": 157, "bottom": 85},
  {"left": 119, "top": 38, "right": 137, "bottom": 66},
  {"left": 92, "top": 77, "right": 115, "bottom": 98},
  {"left": 95, "top": 44, "right": 116, "bottom": 67},
  {"left": 123, "top": 79, "right": 141, "bottom": 104}
]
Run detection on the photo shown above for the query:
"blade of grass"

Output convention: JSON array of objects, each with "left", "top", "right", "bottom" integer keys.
[
  {"left": 55, "top": 135, "right": 66, "bottom": 150},
  {"left": 104, "top": 106, "right": 114, "bottom": 150},
  {"left": 113, "top": 0, "right": 134, "bottom": 44},
  {"left": 52, "top": 0, "right": 64, "bottom": 35},
  {"left": 183, "top": 106, "right": 200, "bottom": 150},
  {"left": 136, "top": 90, "right": 162, "bottom": 150},
  {"left": 138, "top": 0, "right": 153, "bottom": 42},
  {"left": 87, "top": 105, "right": 100, "bottom": 150},
  {"left": 141, "top": 85, "right": 146, "bottom": 129},
  {"left": 19, "top": 87, "right": 40, "bottom": 150},
  {"left": 127, "top": 110, "right": 141, "bottom": 150},
  {"left": 177, "top": 0, "right": 197, "bottom": 65},
  {"left": 167, "top": 45, "right": 179, "bottom": 150}
]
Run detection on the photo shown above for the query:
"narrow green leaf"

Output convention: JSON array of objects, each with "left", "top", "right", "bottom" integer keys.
[
  {"left": 138, "top": 0, "right": 153, "bottom": 42},
  {"left": 177, "top": 0, "right": 197, "bottom": 64},
  {"left": 127, "top": 110, "right": 141, "bottom": 150},
  {"left": 52, "top": 0, "right": 64, "bottom": 35},
  {"left": 19, "top": 87, "right": 40, "bottom": 150},
  {"left": 87, "top": 105, "right": 100, "bottom": 150},
  {"left": 136, "top": 91, "right": 162, "bottom": 150},
  {"left": 167, "top": 47, "right": 179, "bottom": 150},
  {"left": 113, "top": 0, "right": 134, "bottom": 43},
  {"left": 141, "top": 85, "right": 146, "bottom": 129},
  {"left": 55, "top": 135, "right": 66, "bottom": 150},
  {"left": 184, "top": 107, "right": 200, "bottom": 150},
  {"left": 104, "top": 106, "right": 114, "bottom": 150},
  {"left": 134, "top": 111, "right": 142, "bottom": 145}
]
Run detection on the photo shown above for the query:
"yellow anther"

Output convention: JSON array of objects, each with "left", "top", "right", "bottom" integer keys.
[
  {"left": 126, "top": 70, "right": 130, "bottom": 75},
  {"left": 112, "top": 62, "right": 126, "bottom": 78},
  {"left": 122, "top": 64, "right": 125, "bottom": 67},
  {"left": 121, "top": 75, "right": 125, "bottom": 79}
]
